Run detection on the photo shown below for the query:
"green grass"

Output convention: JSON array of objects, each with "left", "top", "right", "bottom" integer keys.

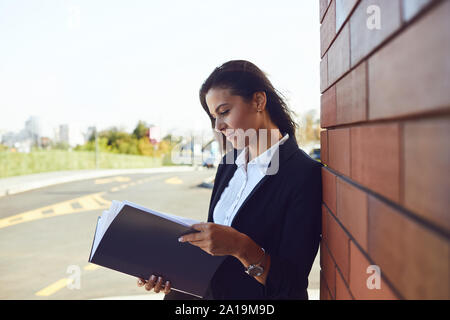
[{"left": 0, "top": 150, "right": 165, "bottom": 178}]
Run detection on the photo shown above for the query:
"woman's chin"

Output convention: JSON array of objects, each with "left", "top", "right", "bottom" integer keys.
[{"left": 229, "top": 137, "right": 247, "bottom": 149}]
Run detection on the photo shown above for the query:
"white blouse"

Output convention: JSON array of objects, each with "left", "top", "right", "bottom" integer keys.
[{"left": 213, "top": 133, "right": 290, "bottom": 226}]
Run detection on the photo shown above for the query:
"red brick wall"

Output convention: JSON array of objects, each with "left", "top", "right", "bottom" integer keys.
[{"left": 319, "top": 0, "right": 449, "bottom": 300}]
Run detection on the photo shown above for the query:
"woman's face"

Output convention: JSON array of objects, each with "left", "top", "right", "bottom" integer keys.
[{"left": 205, "top": 87, "right": 264, "bottom": 149}]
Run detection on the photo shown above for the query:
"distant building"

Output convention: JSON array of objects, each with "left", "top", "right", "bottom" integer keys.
[{"left": 25, "top": 116, "right": 42, "bottom": 147}]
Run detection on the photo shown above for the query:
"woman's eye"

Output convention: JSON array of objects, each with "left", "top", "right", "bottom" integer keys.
[{"left": 211, "top": 110, "right": 229, "bottom": 120}]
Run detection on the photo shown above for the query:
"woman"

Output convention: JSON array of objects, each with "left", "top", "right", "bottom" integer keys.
[{"left": 137, "top": 60, "right": 322, "bottom": 300}]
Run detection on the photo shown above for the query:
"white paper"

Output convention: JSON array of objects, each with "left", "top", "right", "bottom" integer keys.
[{"left": 122, "top": 200, "right": 199, "bottom": 227}]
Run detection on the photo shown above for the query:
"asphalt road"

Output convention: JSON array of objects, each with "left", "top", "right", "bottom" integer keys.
[{"left": 0, "top": 169, "right": 320, "bottom": 300}]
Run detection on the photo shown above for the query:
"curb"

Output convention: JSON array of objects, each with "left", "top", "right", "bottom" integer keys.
[{"left": 0, "top": 166, "right": 200, "bottom": 198}]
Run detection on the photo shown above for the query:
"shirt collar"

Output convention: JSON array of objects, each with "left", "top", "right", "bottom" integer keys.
[{"left": 235, "top": 133, "right": 290, "bottom": 174}]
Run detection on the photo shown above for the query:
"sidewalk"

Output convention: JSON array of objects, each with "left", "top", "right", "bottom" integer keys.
[{"left": 0, "top": 166, "right": 199, "bottom": 197}]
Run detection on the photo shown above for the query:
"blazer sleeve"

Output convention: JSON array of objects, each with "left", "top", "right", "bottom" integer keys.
[{"left": 263, "top": 164, "right": 322, "bottom": 299}]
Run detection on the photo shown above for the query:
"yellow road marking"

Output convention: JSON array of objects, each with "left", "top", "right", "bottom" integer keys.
[
  {"left": 2, "top": 174, "right": 168, "bottom": 229},
  {"left": 35, "top": 278, "right": 71, "bottom": 297},
  {"left": 0, "top": 192, "right": 111, "bottom": 229},
  {"left": 83, "top": 264, "right": 100, "bottom": 271},
  {"left": 35, "top": 263, "right": 102, "bottom": 297},
  {"left": 165, "top": 177, "right": 183, "bottom": 185},
  {"left": 108, "top": 175, "right": 162, "bottom": 192},
  {"left": 95, "top": 176, "right": 131, "bottom": 184}
]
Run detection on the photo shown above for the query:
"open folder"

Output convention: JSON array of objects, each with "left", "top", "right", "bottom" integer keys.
[{"left": 88, "top": 200, "right": 226, "bottom": 298}]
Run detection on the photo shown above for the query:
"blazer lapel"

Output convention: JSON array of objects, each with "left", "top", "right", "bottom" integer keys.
[
  {"left": 207, "top": 135, "right": 299, "bottom": 225},
  {"left": 230, "top": 135, "right": 299, "bottom": 228}
]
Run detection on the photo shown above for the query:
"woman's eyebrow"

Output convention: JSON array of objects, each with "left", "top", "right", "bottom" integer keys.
[{"left": 215, "top": 103, "right": 229, "bottom": 113}]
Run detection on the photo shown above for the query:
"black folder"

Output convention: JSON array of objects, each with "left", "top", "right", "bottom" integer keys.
[{"left": 88, "top": 201, "right": 226, "bottom": 298}]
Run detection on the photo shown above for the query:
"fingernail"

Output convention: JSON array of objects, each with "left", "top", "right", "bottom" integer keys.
[
  {"left": 150, "top": 275, "right": 156, "bottom": 281},
  {"left": 178, "top": 237, "right": 183, "bottom": 242}
]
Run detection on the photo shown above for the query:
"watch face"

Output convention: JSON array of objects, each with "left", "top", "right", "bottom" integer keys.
[{"left": 247, "top": 265, "right": 264, "bottom": 277}]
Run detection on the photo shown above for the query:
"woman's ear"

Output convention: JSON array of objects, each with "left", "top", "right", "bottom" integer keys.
[{"left": 254, "top": 91, "right": 267, "bottom": 112}]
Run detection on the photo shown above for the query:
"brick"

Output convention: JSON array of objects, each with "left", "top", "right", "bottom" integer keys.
[
  {"left": 320, "top": 53, "right": 328, "bottom": 93},
  {"left": 336, "top": 61, "right": 367, "bottom": 125},
  {"left": 328, "top": 23, "right": 350, "bottom": 85},
  {"left": 351, "top": 123, "right": 401, "bottom": 203},
  {"left": 368, "top": 196, "right": 449, "bottom": 299},
  {"left": 320, "top": 130, "right": 328, "bottom": 165},
  {"left": 403, "top": 116, "right": 450, "bottom": 231},
  {"left": 349, "top": 240, "right": 398, "bottom": 299},
  {"left": 402, "top": 0, "right": 433, "bottom": 22},
  {"left": 320, "top": 0, "right": 331, "bottom": 23},
  {"left": 322, "top": 205, "right": 328, "bottom": 243},
  {"left": 335, "top": 0, "right": 359, "bottom": 32},
  {"left": 337, "top": 178, "right": 368, "bottom": 250},
  {"left": 326, "top": 209, "right": 350, "bottom": 282},
  {"left": 336, "top": 268, "right": 354, "bottom": 300},
  {"left": 322, "top": 168, "right": 337, "bottom": 214},
  {"left": 328, "top": 128, "right": 350, "bottom": 176},
  {"left": 320, "top": 0, "right": 336, "bottom": 57},
  {"left": 320, "top": 85, "right": 337, "bottom": 128},
  {"left": 350, "top": 0, "right": 402, "bottom": 67},
  {"left": 320, "top": 241, "right": 336, "bottom": 298},
  {"left": 368, "top": 0, "right": 450, "bottom": 120},
  {"left": 320, "top": 271, "right": 332, "bottom": 300}
]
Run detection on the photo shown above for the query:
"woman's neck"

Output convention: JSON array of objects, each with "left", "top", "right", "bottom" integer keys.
[{"left": 247, "top": 127, "right": 283, "bottom": 162}]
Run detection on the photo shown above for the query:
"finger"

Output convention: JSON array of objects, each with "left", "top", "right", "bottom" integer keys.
[
  {"left": 164, "top": 281, "right": 171, "bottom": 295},
  {"left": 154, "top": 276, "right": 164, "bottom": 293},
  {"left": 179, "top": 231, "right": 206, "bottom": 243},
  {"left": 145, "top": 275, "right": 157, "bottom": 291},
  {"left": 137, "top": 278, "right": 146, "bottom": 287},
  {"left": 184, "top": 239, "right": 208, "bottom": 249}
]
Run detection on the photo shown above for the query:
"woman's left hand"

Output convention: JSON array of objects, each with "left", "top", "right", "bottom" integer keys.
[{"left": 178, "top": 222, "right": 246, "bottom": 257}]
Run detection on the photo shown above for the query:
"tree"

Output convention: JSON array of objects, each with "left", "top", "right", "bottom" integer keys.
[
  {"left": 138, "top": 138, "right": 154, "bottom": 156},
  {"left": 132, "top": 121, "right": 149, "bottom": 140}
]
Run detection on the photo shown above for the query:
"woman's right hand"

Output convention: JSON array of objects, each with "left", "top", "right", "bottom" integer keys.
[{"left": 137, "top": 274, "right": 171, "bottom": 294}]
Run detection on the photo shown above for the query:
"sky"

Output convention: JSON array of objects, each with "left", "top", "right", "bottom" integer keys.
[{"left": 0, "top": 0, "right": 320, "bottom": 138}]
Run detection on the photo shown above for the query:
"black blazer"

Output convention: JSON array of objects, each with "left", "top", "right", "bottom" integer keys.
[{"left": 204, "top": 134, "right": 323, "bottom": 300}]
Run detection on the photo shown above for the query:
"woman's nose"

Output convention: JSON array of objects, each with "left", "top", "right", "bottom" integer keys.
[{"left": 214, "top": 117, "right": 226, "bottom": 132}]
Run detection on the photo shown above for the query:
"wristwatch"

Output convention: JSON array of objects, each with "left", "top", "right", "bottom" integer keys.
[{"left": 245, "top": 247, "right": 266, "bottom": 277}]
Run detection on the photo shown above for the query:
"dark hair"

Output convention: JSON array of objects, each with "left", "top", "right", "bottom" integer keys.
[{"left": 199, "top": 60, "right": 298, "bottom": 152}]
